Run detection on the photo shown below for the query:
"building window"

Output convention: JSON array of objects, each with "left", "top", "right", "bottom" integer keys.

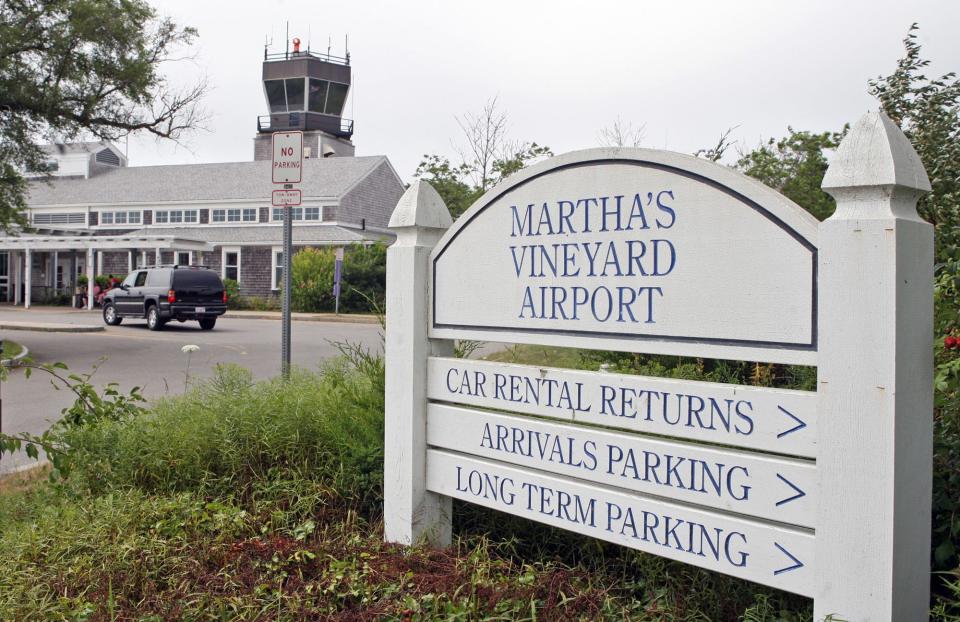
[
  {"left": 32, "top": 212, "right": 85, "bottom": 225},
  {"left": 265, "top": 78, "right": 308, "bottom": 113},
  {"left": 222, "top": 247, "right": 240, "bottom": 282},
  {"left": 271, "top": 246, "right": 284, "bottom": 291},
  {"left": 155, "top": 209, "right": 198, "bottom": 224},
  {"left": 176, "top": 251, "right": 192, "bottom": 266},
  {"left": 272, "top": 206, "right": 321, "bottom": 222},
  {"left": 212, "top": 208, "right": 257, "bottom": 223},
  {"left": 100, "top": 210, "right": 141, "bottom": 226},
  {"left": 308, "top": 79, "right": 349, "bottom": 116}
]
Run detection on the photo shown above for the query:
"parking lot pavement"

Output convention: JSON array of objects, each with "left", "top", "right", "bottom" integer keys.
[{"left": 0, "top": 307, "right": 384, "bottom": 474}]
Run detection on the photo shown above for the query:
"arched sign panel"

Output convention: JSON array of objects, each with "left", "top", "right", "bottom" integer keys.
[{"left": 430, "top": 149, "right": 819, "bottom": 365}]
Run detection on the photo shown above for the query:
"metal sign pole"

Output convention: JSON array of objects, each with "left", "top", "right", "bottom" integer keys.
[{"left": 281, "top": 205, "right": 293, "bottom": 379}]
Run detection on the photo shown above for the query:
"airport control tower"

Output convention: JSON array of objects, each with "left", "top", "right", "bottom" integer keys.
[{"left": 253, "top": 37, "right": 355, "bottom": 161}]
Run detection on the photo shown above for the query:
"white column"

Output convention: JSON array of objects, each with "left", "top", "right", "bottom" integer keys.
[
  {"left": 13, "top": 251, "right": 21, "bottom": 306},
  {"left": 155, "top": 247, "right": 161, "bottom": 266},
  {"left": 815, "top": 111, "right": 933, "bottom": 620},
  {"left": 51, "top": 250, "right": 58, "bottom": 289},
  {"left": 383, "top": 181, "right": 454, "bottom": 546},
  {"left": 85, "top": 247, "right": 94, "bottom": 311},
  {"left": 24, "top": 248, "right": 31, "bottom": 309},
  {"left": 127, "top": 250, "right": 133, "bottom": 272}
]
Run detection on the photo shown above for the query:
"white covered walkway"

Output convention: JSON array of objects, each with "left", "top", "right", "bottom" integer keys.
[{"left": 0, "top": 233, "right": 212, "bottom": 310}]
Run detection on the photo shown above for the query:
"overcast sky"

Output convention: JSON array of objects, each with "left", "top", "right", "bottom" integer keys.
[{"left": 128, "top": 0, "right": 959, "bottom": 181}]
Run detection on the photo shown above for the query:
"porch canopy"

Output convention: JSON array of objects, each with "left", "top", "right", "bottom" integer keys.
[{"left": 0, "top": 232, "right": 213, "bottom": 309}]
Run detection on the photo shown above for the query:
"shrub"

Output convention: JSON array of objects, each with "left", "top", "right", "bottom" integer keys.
[
  {"left": 289, "top": 246, "right": 336, "bottom": 312},
  {"left": 286, "top": 244, "right": 387, "bottom": 313},
  {"left": 340, "top": 242, "right": 387, "bottom": 312},
  {"left": 61, "top": 358, "right": 385, "bottom": 516},
  {"left": 221, "top": 277, "right": 240, "bottom": 305}
]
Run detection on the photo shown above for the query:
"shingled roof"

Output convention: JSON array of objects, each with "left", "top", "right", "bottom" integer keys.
[{"left": 27, "top": 156, "right": 390, "bottom": 206}]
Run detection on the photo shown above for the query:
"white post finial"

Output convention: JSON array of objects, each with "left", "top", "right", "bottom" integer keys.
[
  {"left": 384, "top": 180, "right": 454, "bottom": 546},
  {"left": 815, "top": 111, "right": 933, "bottom": 620}
]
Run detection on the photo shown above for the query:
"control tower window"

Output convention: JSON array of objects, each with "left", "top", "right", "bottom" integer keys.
[
  {"left": 265, "top": 80, "right": 286, "bottom": 112},
  {"left": 309, "top": 79, "right": 348, "bottom": 115},
  {"left": 325, "top": 83, "right": 348, "bottom": 116},
  {"left": 308, "top": 79, "right": 328, "bottom": 113},
  {"left": 286, "top": 78, "right": 304, "bottom": 110},
  {"left": 266, "top": 78, "right": 307, "bottom": 112}
]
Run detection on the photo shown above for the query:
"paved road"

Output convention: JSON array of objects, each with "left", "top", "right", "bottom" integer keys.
[{"left": 0, "top": 307, "right": 383, "bottom": 474}]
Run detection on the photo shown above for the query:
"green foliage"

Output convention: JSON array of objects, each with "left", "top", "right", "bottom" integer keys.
[
  {"left": 93, "top": 274, "right": 109, "bottom": 289},
  {"left": 340, "top": 243, "right": 387, "bottom": 312},
  {"left": 287, "top": 244, "right": 387, "bottom": 313},
  {"left": 870, "top": 24, "right": 960, "bottom": 259},
  {"left": 0, "top": 0, "right": 206, "bottom": 230},
  {"left": 736, "top": 127, "right": 847, "bottom": 221},
  {"left": 221, "top": 277, "right": 240, "bottom": 305},
  {"left": 492, "top": 141, "right": 553, "bottom": 181},
  {"left": 413, "top": 154, "right": 481, "bottom": 219},
  {"left": 289, "top": 246, "right": 336, "bottom": 312},
  {"left": 230, "top": 294, "right": 282, "bottom": 311},
  {"left": 0, "top": 360, "right": 147, "bottom": 476}
]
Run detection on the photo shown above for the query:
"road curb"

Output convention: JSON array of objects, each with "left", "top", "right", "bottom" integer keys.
[
  {"left": 0, "top": 460, "right": 50, "bottom": 481},
  {"left": 1, "top": 344, "right": 29, "bottom": 366},
  {"left": 223, "top": 312, "right": 381, "bottom": 325},
  {"left": 0, "top": 322, "right": 104, "bottom": 333}
]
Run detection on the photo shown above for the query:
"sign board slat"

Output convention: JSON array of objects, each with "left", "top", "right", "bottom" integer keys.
[
  {"left": 428, "top": 357, "right": 817, "bottom": 459},
  {"left": 427, "top": 404, "right": 816, "bottom": 527},
  {"left": 427, "top": 449, "right": 814, "bottom": 597}
]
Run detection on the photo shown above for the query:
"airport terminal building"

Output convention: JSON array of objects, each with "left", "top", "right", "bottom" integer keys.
[{"left": 1, "top": 46, "right": 404, "bottom": 308}]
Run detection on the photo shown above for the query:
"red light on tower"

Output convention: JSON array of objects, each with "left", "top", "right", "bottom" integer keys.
[{"left": 292, "top": 37, "right": 301, "bottom": 53}]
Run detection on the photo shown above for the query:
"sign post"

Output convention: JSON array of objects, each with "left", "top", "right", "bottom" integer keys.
[
  {"left": 333, "top": 247, "right": 344, "bottom": 315},
  {"left": 385, "top": 112, "right": 933, "bottom": 618},
  {"left": 271, "top": 131, "right": 303, "bottom": 379}
]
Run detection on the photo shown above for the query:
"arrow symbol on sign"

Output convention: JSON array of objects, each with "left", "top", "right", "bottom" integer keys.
[
  {"left": 773, "top": 542, "right": 804, "bottom": 575},
  {"left": 775, "top": 474, "right": 806, "bottom": 506},
  {"left": 776, "top": 406, "right": 807, "bottom": 438}
]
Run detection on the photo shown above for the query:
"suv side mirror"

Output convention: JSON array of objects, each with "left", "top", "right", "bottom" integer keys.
[{"left": 120, "top": 283, "right": 130, "bottom": 290}]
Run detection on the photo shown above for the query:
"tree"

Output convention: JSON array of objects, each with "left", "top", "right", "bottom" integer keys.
[
  {"left": 597, "top": 117, "right": 645, "bottom": 148},
  {"left": 414, "top": 98, "right": 551, "bottom": 219},
  {"left": 456, "top": 96, "right": 509, "bottom": 193},
  {"left": 0, "top": 0, "right": 207, "bottom": 231},
  {"left": 413, "top": 154, "right": 480, "bottom": 220},
  {"left": 735, "top": 127, "right": 846, "bottom": 221},
  {"left": 870, "top": 23, "right": 960, "bottom": 262}
]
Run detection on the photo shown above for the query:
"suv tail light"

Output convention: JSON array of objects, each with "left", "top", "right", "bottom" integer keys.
[
  {"left": 222, "top": 290, "right": 228, "bottom": 304},
  {"left": 167, "top": 289, "right": 176, "bottom": 303}
]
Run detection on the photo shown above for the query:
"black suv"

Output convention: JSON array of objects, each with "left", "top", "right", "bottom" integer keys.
[{"left": 102, "top": 266, "right": 228, "bottom": 331}]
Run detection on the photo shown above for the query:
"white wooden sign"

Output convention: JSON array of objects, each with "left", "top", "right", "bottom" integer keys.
[
  {"left": 427, "top": 404, "right": 816, "bottom": 526},
  {"left": 385, "top": 113, "right": 934, "bottom": 621},
  {"left": 427, "top": 357, "right": 816, "bottom": 458},
  {"left": 430, "top": 150, "right": 819, "bottom": 365},
  {"left": 428, "top": 450, "right": 814, "bottom": 596}
]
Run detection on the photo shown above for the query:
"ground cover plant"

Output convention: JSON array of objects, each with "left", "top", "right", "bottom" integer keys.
[{"left": 1, "top": 339, "right": 958, "bottom": 620}]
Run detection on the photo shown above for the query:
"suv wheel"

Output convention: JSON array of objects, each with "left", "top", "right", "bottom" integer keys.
[
  {"left": 146, "top": 305, "right": 164, "bottom": 331},
  {"left": 199, "top": 318, "right": 216, "bottom": 331},
  {"left": 102, "top": 303, "right": 122, "bottom": 326}
]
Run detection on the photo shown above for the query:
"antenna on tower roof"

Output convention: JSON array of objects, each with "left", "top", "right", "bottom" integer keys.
[{"left": 345, "top": 33, "right": 350, "bottom": 64}]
